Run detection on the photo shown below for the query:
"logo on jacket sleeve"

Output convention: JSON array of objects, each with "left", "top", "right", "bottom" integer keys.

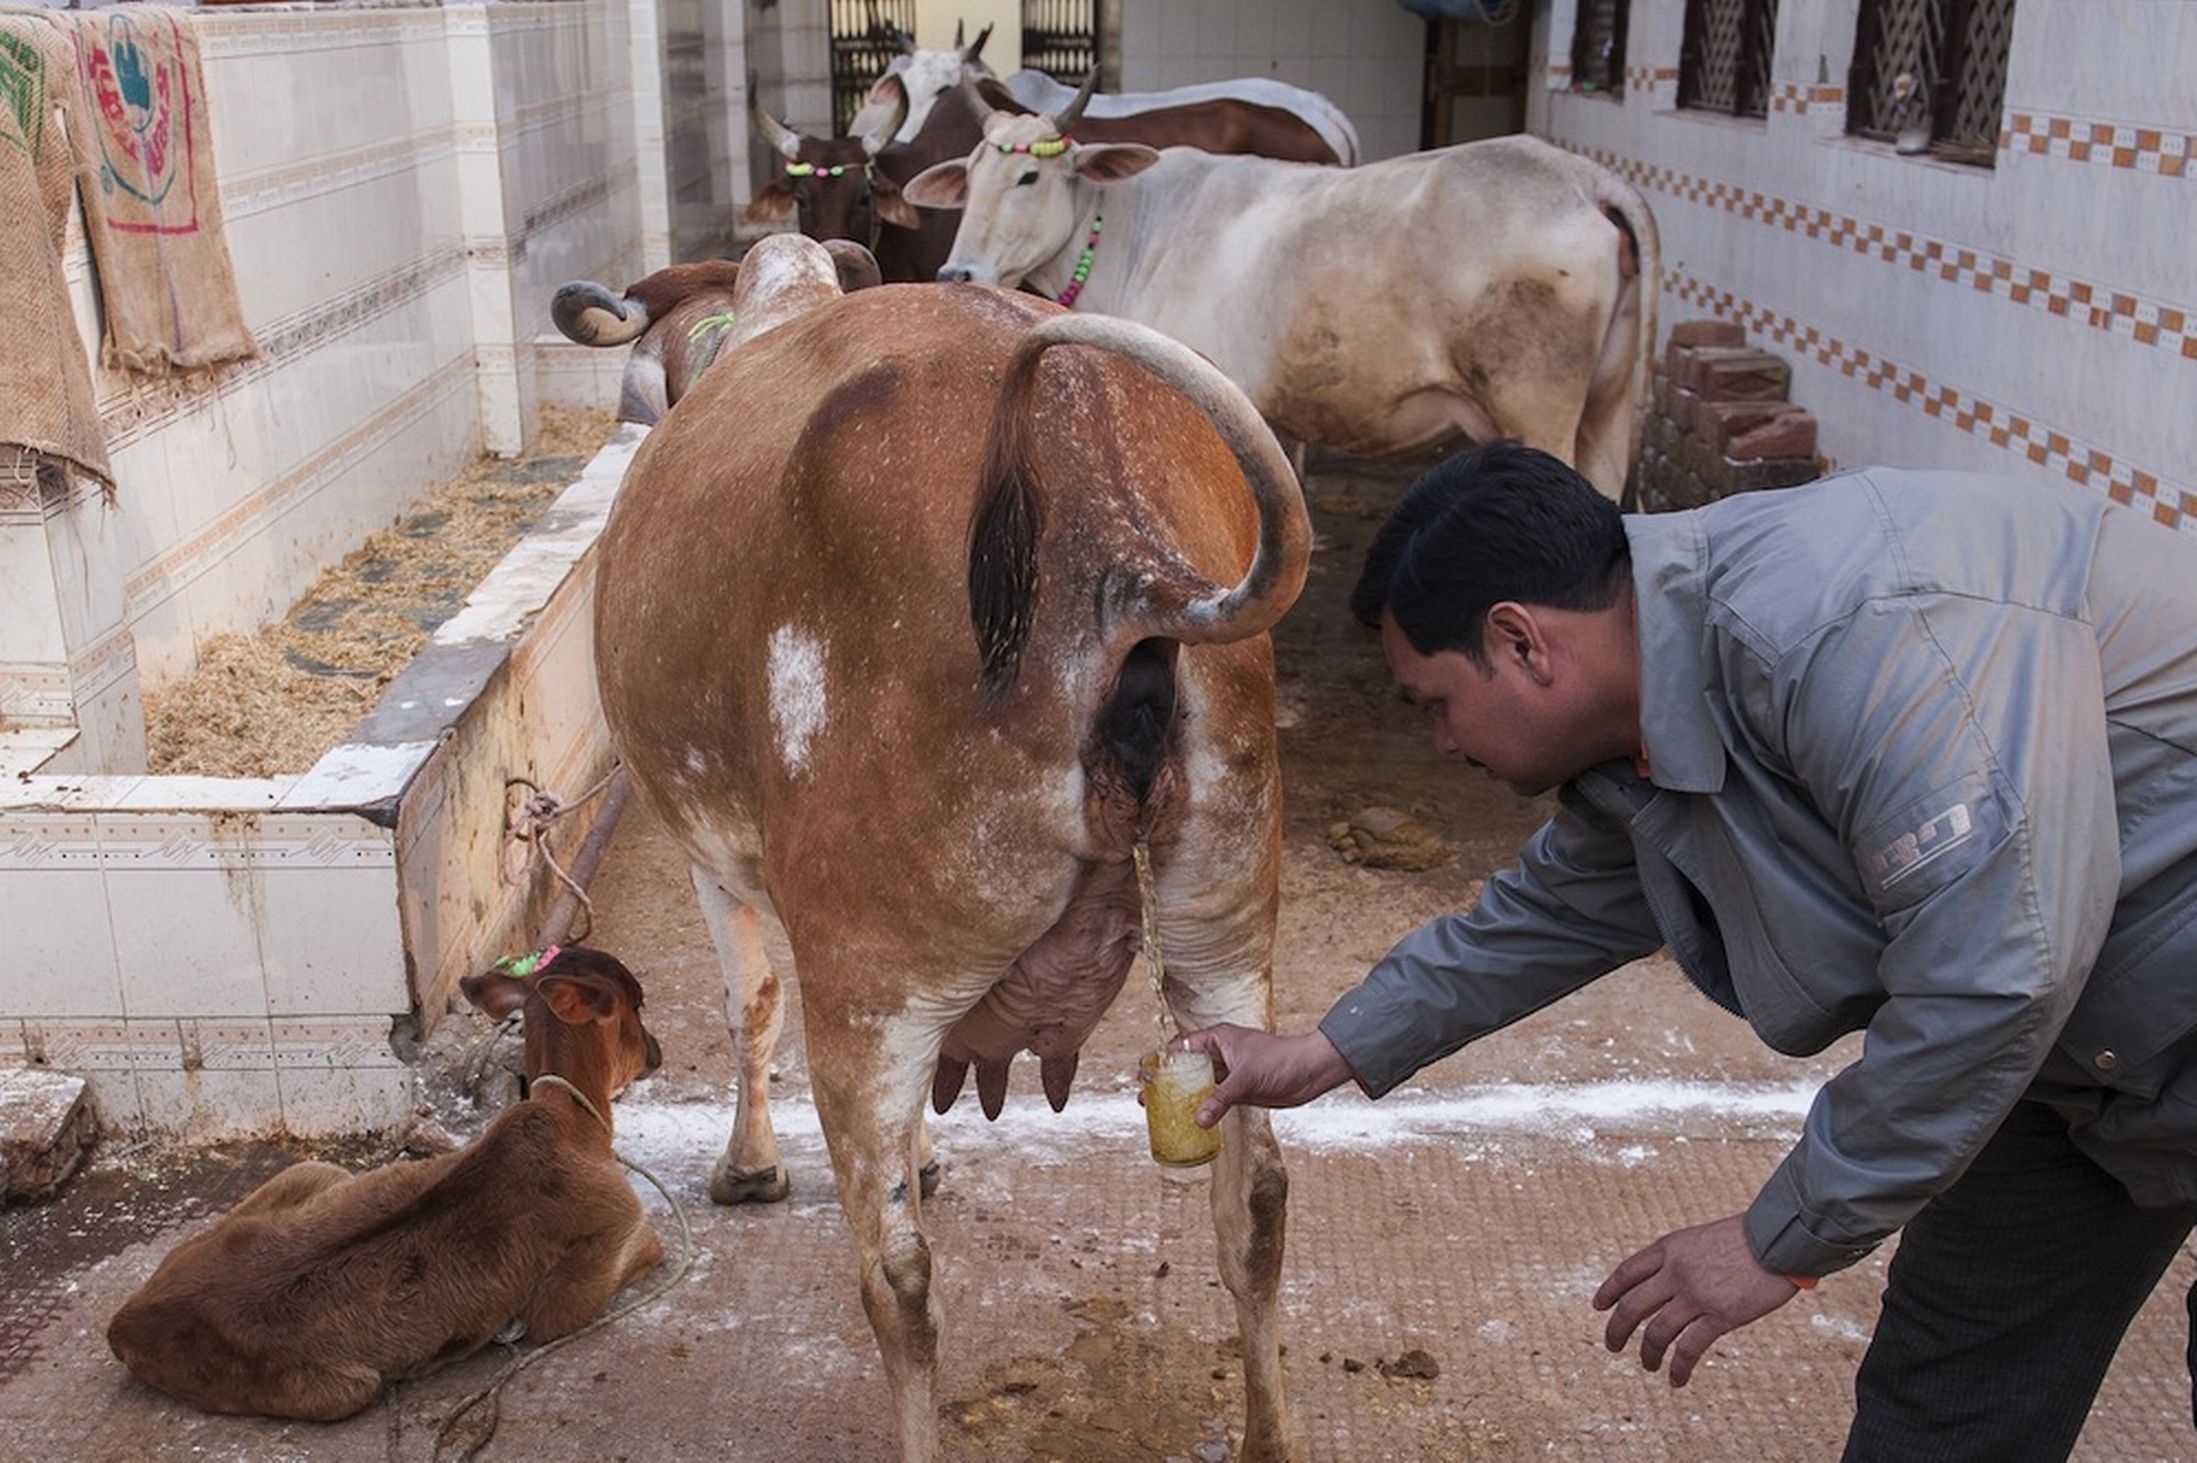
[{"left": 1869, "top": 802, "right": 1975, "bottom": 890}]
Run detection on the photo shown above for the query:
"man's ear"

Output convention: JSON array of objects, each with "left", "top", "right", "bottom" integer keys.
[
  {"left": 461, "top": 971, "right": 530, "bottom": 1022},
  {"left": 1071, "top": 143, "right": 1161, "bottom": 184},
  {"left": 871, "top": 173, "right": 920, "bottom": 229},
  {"left": 537, "top": 973, "right": 620, "bottom": 1026},
  {"left": 1485, "top": 603, "right": 1550, "bottom": 679},
  {"left": 745, "top": 179, "right": 798, "bottom": 221},
  {"left": 902, "top": 159, "right": 968, "bottom": 210}
]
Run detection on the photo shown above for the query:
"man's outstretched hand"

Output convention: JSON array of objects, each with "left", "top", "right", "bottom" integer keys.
[
  {"left": 1592, "top": 1214, "right": 1803, "bottom": 1386},
  {"left": 1172, "top": 1025, "right": 1358, "bottom": 1127}
]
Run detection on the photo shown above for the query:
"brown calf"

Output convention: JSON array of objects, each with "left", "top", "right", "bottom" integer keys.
[{"left": 105, "top": 947, "right": 665, "bottom": 1422}]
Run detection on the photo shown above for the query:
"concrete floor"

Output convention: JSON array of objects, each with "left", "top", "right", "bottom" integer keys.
[{"left": 4, "top": 449, "right": 2192, "bottom": 1460}]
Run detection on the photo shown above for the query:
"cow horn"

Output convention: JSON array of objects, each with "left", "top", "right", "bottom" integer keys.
[
  {"left": 961, "top": 21, "right": 992, "bottom": 65},
  {"left": 1049, "top": 69, "right": 1100, "bottom": 135},
  {"left": 952, "top": 18, "right": 964, "bottom": 49},
  {"left": 887, "top": 21, "right": 916, "bottom": 54},
  {"left": 550, "top": 281, "right": 650, "bottom": 347},
  {"left": 860, "top": 72, "right": 908, "bottom": 157},
  {"left": 750, "top": 89, "right": 804, "bottom": 162},
  {"left": 823, "top": 239, "right": 883, "bottom": 294}
]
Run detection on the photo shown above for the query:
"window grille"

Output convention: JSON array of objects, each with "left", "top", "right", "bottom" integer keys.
[
  {"left": 827, "top": 0, "right": 918, "bottom": 137},
  {"left": 1848, "top": 0, "right": 2016, "bottom": 164},
  {"left": 1571, "top": 0, "right": 1630, "bottom": 97},
  {"left": 1679, "top": 0, "right": 1779, "bottom": 118},
  {"left": 1022, "top": 0, "right": 1100, "bottom": 84}
]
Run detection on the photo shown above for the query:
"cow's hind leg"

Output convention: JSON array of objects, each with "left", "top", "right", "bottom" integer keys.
[
  {"left": 807, "top": 993, "right": 947, "bottom": 1462},
  {"left": 1169, "top": 977, "right": 1300, "bottom": 1463},
  {"left": 693, "top": 867, "right": 790, "bottom": 1204}
]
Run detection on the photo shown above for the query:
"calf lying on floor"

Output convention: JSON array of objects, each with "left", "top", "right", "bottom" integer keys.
[{"left": 106, "top": 946, "right": 666, "bottom": 1421}]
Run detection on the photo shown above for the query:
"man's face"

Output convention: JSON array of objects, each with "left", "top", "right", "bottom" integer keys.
[{"left": 1380, "top": 611, "right": 1586, "bottom": 797}]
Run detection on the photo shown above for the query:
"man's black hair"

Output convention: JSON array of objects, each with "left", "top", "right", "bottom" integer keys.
[{"left": 1351, "top": 442, "right": 1630, "bottom": 668}]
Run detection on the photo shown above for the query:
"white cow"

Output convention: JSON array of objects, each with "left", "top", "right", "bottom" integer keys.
[{"left": 908, "top": 107, "right": 1660, "bottom": 499}]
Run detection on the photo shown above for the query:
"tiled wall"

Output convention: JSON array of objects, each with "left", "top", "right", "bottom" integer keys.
[
  {"left": 14, "top": 0, "right": 653, "bottom": 781},
  {"left": 1529, "top": 0, "right": 2196, "bottom": 536},
  {"left": 1116, "top": 0, "right": 1427, "bottom": 162},
  {"left": 0, "top": 429, "right": 644, "bottom": 1138}
]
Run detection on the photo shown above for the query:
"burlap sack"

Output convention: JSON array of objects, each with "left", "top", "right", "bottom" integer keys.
[
  {"left": 0, "top": 16, "right": 112, "bottom": 497},
  {"left": 46, "top": 5, "right": 256, "bottom": 377}
]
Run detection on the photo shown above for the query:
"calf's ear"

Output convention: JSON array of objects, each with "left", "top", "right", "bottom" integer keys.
[
  {"left": 902, "top": 160, "right": 969, "bottom": 210},
  {"left": 1072, "top": 143, "right": 1161, "bottom": 184},
  {"left": 538, "top": 972, "right": 620, "bottom": 1026},
  {"left": 461, "top": 971, "right": 531, "bottom": 1022}
]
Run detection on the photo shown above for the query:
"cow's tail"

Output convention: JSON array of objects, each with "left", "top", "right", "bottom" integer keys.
[
  {"left": 1588, "top": 171, "right": 1661, "bottom": 506},
  {"left": 969, "top": 314, "right": 1311, "bottom": 697}
]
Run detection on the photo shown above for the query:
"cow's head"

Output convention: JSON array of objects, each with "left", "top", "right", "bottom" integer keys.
[
  {"left": 874, "top": 19, "right": 993, "bottom": 142},
  {"left": 904, "top": 72, "right": 1159, "bottom": 287},
  {"left": 746, "top": 78, "right": 917, "bottom": 241},
  {"left": 461, "top": 946, "right": 665, "bottom": 1102}
]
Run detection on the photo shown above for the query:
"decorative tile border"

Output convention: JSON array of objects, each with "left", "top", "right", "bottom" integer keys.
[
  {"left": 1770, "top": 81, "right": 1844, "bottom": 115},
  {"left": 1662, "top": 269, "right": 2195, "bottom": 534},
  {"left": 223, "top": 125, "right": 463, "bottom": 221},
  {"left": 97, "top": 241, "right": 469, "bottom": 450},
  {"left": 2002, "top": 112, "right": 2192, "bottom": 176},
  {"left": 1561, "top": 142, "right": 2197, "bottom": 363}
]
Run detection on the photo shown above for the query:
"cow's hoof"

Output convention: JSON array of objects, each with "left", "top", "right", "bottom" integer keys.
[
  {"left": 918, "top": 1160, "right": 944, "bottom": 1199},
  {"left": 710, "top": 1164, "right": 789, "bottom": 1205}
]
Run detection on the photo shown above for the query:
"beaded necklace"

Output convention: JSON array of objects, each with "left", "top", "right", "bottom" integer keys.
[{"left": 1056, "top": 215, "right": 1103, "bottom": 308}]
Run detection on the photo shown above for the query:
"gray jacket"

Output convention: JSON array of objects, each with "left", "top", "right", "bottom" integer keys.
[{"left": 1319, "top": 468, "right": 2197, "bottom": 1277}]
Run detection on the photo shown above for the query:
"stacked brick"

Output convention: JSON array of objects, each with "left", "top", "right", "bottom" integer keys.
[{"left": 1634, "top": 320, "right": 1824, "bottom": 512}]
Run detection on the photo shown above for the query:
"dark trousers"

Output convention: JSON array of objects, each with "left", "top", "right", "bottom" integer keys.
[{"left": 1842, "top": 1101, "right": 2197, "bottom": 1462}]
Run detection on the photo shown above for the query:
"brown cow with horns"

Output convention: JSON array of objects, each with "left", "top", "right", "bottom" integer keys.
[{"left": 591, "top": 233, "right": 1310, "bottom": 1459}]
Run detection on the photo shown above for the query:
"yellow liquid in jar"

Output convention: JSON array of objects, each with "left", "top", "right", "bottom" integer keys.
[{"left": 1142, "top": 1050, "right": 1222, "bottom": 1167}]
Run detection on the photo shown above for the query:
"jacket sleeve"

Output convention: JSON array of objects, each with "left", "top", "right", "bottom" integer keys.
[
  {"left": 1318, "top": 785, "right": 1665, "bottom": 1097},
  {"left": 1738, "top": 596, "right": 2121, "bottom": 1277}
]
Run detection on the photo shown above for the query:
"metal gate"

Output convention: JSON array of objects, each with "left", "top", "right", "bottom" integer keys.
[
  {"left": 1678, "top": 0, "right": 1778, "bottom": 118},
  {"left": 827, "top": 0, "right": 917, "bottom": 136},
  {"left": 1849, "top": 0, "right": 2017, "bottom": 162},
  {"left": 1021, "top": 0, "right": 1098, "bottom": 83}
]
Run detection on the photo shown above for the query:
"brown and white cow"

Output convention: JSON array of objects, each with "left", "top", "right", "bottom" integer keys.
[
  {"left": 908, "top": 110, "right": 1661, "bottom": 499},
  {"left": 999, "top": 66, "right": 1359, "bottom": 165},
  {"left": 753, "top": 70, "right": 1351, "bottom": 285},
  {"left": 550, "top": 244, "right": 882, "bottom": 423},
  {"left": 106, "top": 947, "right": 665, "bottom": 1421},
  {"left": 593, "top": 234, "right": 1309, "bottom": 1459}
]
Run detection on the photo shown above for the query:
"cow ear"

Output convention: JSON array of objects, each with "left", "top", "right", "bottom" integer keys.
[
  {"left": 745, "top": 179, "right": 798, "bottom": 221},
  {"left": 461, "top": 971, "right": 530, "bottom": 1022},
  {"left": 974, "top": 76, "right": 1032, "bottom": 116},
  {"left": 871, "top": 173, "right": 921, "bottom": 229},
  {"left": 1072, "top": 144, "right": 1161, "bottom": 184},
  {"left": 902, "top": 159, "right": 969, "bottom": 210},
  {"left": 537, "top": 972, "right": 620, "bottom": 1026}
]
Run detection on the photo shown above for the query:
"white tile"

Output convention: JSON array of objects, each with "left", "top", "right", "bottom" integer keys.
[
  {"left": 0, "top": 522, "right": 68, "bottom": 663},
  {"left": 0, "top": 1019, "right": 27, "bottom": 1068},
  {"left": 112, "top": 777, "right": 299, "bottom": 811},
  {"left": 0, "top": 866, "right": 125, "bottom": 1019},
  {"left": 135, "top": 1068, "right": 285, "bottom": 1138},
  {"left": 103, "top": 817, "right": 268, "bottom": 1019},
  {"left": 256, "top": 865, "right": 409, "bottom": 1017},
  {"left": 74, "top": 1066, "right": 144, "bottom": 1130},
  {"left": 272, "top": 1017, "right": 412, "bottom": 1136}
]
